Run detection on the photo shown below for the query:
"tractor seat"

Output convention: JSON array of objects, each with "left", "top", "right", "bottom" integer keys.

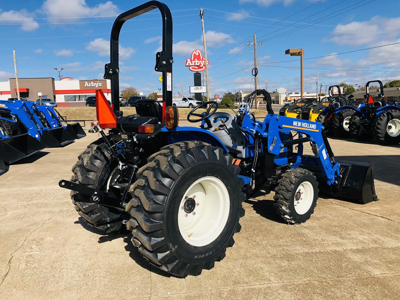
[{"left": 134, "top": 100, "right": 163, "bottom": 121}]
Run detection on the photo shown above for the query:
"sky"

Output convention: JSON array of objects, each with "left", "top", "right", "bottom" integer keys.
[{"left": 1, "top": 0, "right": 400, "bottom": 97}]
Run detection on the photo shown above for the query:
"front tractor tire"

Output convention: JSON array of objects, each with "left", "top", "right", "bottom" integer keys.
[
  {"left": 273, "top": 168, "right": 319, "bottom": 224},
  {"left": 374, "top": 109, "right": 400, "bottom": 145},
  {"left": 71, "top": 142, "right": 126, "bottom": 233},
  {"left": 349, "top": 111, "right": 374, "bottom": 141},
  {"left": 125, "top": 141, "right": 245, "bottom": 277},
  {"left": 316, "top": 112, "right": 332, "bottom": 135}
]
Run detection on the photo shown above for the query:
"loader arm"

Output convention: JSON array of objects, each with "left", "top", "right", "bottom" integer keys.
[{"left": 267, "top": 115, "right": 340, "bottom": 185}]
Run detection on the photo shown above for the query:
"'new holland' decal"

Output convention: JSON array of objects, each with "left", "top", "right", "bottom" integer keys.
[{"left": 292, "top": 120, "right": 317, "bottom": 130}]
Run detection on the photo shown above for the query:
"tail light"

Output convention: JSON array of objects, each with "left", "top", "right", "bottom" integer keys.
[
  {"left": 138, "top": 125, "right": 154, "bottom": 133},
  {"left": 165, "top": 106, "right": 179, "bottom": 129}
]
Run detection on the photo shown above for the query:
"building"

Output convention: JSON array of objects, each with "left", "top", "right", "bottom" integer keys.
[
  {"left": 351, "top": 87, "right": 400, "bottom": 102},
  {"left": 0, "top": 77, "right": 111, "bottom": 107}
]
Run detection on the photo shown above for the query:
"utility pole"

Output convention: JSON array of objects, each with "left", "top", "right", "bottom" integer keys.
[
  {"left": 181, "top": 79, "right": 184, "bottom": 97},
  {"left": 200, "top": 9, "right": 210, "bottom": 101},
  {"left": 13, "top": 49, "right": 20, "bottom": 100},
  {"left": 247, "top": 34, "right": 263, "bottom": 90},
  {"left": 316, "top": 73, "right": 319, "bottom": 100},
  {"left": 320, "top": 84, "right": 323, "bottom": 97}
]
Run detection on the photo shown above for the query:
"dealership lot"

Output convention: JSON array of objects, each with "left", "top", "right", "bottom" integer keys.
[{"left": 0, "top": 125, "right": 399, "bottom": 300}]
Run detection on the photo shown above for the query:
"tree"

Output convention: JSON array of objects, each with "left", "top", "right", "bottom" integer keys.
[
  {"left": 148, "top": 92, "right": 157, "bottom": 100},
  {"left": 220, "top": 96, "right": 234, "bottom": 108},
  {"left": 339, "top": 83, "right": 356, "bottom": 95},
  {"left": 120, "top": 87, "right": 138, "bottom": 100},
  {"left": 223, "top": 92, "right": 235, "bottom": 102},
  {"left": 384, "top": 80, "right": 400, "bottom": 88}
]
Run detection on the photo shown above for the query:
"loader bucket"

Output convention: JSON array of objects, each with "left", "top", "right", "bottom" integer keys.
[
  {"left": 40, "top": 127, "right": 75, "bottom": 148},
  {"left": 320, "top": 161, "right": 378, "bottom": 204},
  {"left": 65, "top": 123, "right": 86, "bottom": 139},
  {"left": 0, "top": 134, "right": 46, "bottom": 173}
]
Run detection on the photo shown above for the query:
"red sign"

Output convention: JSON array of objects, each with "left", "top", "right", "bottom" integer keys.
[
  {"left": 185, "top": 49, "right": 209, "bottom": 72},
  {"left": 214, "top": 94, "right": 219, "bottom": 99}
]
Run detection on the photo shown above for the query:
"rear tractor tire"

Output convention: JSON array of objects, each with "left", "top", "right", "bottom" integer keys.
[
  {"left": 374, "top": 109, "right": 400, "bottom": 145},
  {"left": 273, "top": 168, "right": 319, "bottom": 224},
  {"left": 349, "top": 111, "right": 373, "bottom": 141},
  {"left": 333, "top": 109, "right": 354, "bottom": 138},
  {"left": 71, "top": 142, "right": 128, "bottom": 233},
  {"left": 125, "top": 141, "right": 245, "bottom": 277}
]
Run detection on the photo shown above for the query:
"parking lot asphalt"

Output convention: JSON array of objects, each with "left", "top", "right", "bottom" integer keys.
[{"left": 0, "top": 123, "right": 399, "bottom": 300}]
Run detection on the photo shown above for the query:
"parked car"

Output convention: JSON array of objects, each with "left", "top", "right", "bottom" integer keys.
[
  {"left": 36, "top": 98, "right": 57, "bottom": 107},
  {"left": 85, "top": 96, "right": 111, "bottom": 107},
  {"left": 125, "top": 95, "right": 146, "bottom": 107},
  {"left": 173, "top": 96, "right": 203, "bottom": 108}
]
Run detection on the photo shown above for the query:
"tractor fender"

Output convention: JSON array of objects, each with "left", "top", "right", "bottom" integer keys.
[
  {"left": 374, "top": 105, "right": 400, "bottom": 115},
  {"left": 334, "top": 105, "right": 359, "bottom": 114},
  {"left": 161, "top": 126, "right": 230, "bottom": 154}
]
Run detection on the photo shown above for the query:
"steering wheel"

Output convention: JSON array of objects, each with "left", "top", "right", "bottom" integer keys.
[{"left": 187, "top": 101, "right": 219, "bottom": 123}]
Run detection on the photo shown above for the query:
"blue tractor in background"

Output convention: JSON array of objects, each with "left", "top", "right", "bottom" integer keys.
[
  {"left": 349, "top": 80, "right": 400, "bottom": 144},
  {"left": 0, "top": 99, "right": 85, "bottom": 174},
  {"left": 59, "top": 1, "right": 378, "bottom": 278}
]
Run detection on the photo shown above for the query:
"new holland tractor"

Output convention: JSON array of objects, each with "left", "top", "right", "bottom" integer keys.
[
  {"left": 349, "top": 80, "right": 400, "bottom": 144},
  {"left": 59, "top": 1, "right": 378, "bottom": 277},
  {"left": 0, "top": 99, "right": 85, "bottom": 174},
  {"left": 308, "top": 85, "right": 360, "bottom": 137}
]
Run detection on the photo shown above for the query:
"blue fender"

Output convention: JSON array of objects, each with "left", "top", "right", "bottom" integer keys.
[
  {"left": 334, "top": 105, "right": 360, "bottom": 114},
  {"left": 375, "top": 105, "right": 400, "bottom": 115},
  {"left": 161, "top": 126, "right": 229, "bottom": 153}
]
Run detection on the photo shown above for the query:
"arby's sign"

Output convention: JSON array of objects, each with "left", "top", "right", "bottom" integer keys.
[{"left": 185, "top": 49, "right": 209, "bottom": 72}]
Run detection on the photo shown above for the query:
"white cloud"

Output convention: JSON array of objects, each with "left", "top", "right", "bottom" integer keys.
[
  {"left": 356, "top": 39, "right": 400, "bottom": 68},
  {"left": 239, "top": 0, "right": 296, "bottom": 7},
  {"left": 203, "top": 31, "right": 234, "bottom": 48},
  {"left": 0, "top": 9, "right": 39, "bottom": 31},
  {"left": 327, "top": 16, "right": 400, "bottom": 47},
  {"left": 173, "top": 40, "right": 203, "bottom": 56},
  {"left": 308, "top": 53, "right": 351, "bottom": 68},
  {"left": 86, "top": 38, "right": 135, "bottom": 60},
  {"left": 0, "top": 71, "right": 14, "bottom": 81},
  {"left": 228, "top": 46, "right": 243, "bottom": 55},
  {"left": 42, "top": 0, "right": 119, "bottom": 24},
  {"left": 144, "top": 36, "right": 161, "bottom": 44},
  {"left": 227, "top": 9, "right": 250, "bottom": 21},
  {"left": 55, "top": 49, "right": 73, "bottom": 57},
  {"left": 35, "top": 49, "right": 43, "bottom": 54}
]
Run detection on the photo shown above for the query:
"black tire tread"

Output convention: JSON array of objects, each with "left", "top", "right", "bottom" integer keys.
[
  {"left": 71, "top": 141, "right": 125, "bottom": 233},
  {"left": 273, "top": 168, "right": 318, "bottom": 224},
  {"left": 126, "top": 141, "right": 245, "bottom": 277},
  {"left": 373, "top": 109, "right": 400, "bottom": 145},
  {"left": 333, "top": 108, "right": 354, "bottom": 138}
]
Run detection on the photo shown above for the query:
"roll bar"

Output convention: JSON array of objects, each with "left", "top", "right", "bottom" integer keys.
[
  {"left": 365, "top": 80, "right": 384, "bottom": 98},
  {"left": 104, "top": 1, "right": 173, "bottom": 113},
  {"left": 328, "top": 85, "right": 342, "bottom": 97}
]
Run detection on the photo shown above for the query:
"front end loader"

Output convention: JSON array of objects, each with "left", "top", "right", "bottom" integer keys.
[{"left": 59, "top": 1, "right": 378, "bottom": 278}]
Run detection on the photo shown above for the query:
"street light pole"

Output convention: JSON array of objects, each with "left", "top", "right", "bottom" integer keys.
[
  {"left": 285, "top": 48, "right": 304, "bottom": 98},
  {"left": 55, "top": 68, "right": 63, "bottom": 80}
]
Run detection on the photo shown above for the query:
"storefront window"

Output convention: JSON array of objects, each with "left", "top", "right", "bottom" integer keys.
[{"left": 64, "top": 95, "right": 95, "bottom": 102}]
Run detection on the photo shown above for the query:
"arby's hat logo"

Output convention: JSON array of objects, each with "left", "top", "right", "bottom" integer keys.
[{"left": 185, "top": 49, "right": 209, "bottom": 72}]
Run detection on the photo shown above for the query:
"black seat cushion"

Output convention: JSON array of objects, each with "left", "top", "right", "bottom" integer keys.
[
  {"left": 134, "top": 100, "right": 162, "bottom": 120},
  {"left": 117, "top": 115, "right": 159, "bottom": 132}
]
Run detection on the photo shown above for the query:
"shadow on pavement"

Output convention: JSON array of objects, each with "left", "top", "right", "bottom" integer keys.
[
  {"left": 13, "top": 151, "right": 50, "bottom": 165},
  {"left": 246, "top": 198, "right": 284, "bottom": 224},
  {"left": 336, "top": 155, "right": 400, "bottom": 186}
]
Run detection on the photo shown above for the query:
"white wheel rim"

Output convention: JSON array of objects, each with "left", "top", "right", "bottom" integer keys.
[
  {"left": 343, "top": 116, "right": 351, "bottom": 132},
  {"left": 293, "top": 181, "right": 314, "bottom": 215},
  {"left": 386, "top": 118, "right": 400, "bottom": 137},
  {"left": 178, "top": 176, "right": 230, "bottom": 247}
]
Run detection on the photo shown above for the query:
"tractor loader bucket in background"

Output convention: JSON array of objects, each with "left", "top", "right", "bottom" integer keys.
[
  {"left": 319, "top": 161, "right": 378, "bottom": 204},
  {"left": 65, "top": 123, "right": 86, "bottom": 139},
  {"left": 39, "top": 127, "right": 75, "bottom": 148},
  {"left": 0, "top": 134, "right": 46, "bottom": 174}
]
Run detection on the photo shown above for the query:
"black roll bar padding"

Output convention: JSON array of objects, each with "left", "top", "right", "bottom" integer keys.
[
  {"left": 328, "top": 85, "right": 342, "bottom": 97},
  {"left": 245, "top": 89, "right": 274, "bottom": 115},
  {"left": 106, "top": 1, "right": 173, "bottom": 113},
  {"left": 365, "top": 80, "right": 384, "bottom": 98}
]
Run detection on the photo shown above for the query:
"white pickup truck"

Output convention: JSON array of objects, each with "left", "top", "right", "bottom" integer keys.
[{"left": 172, "top": 96, "right": 203, "bottom": 108}]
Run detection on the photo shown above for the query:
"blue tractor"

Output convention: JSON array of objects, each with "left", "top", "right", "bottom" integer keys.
[
  {"left": 349, "top": 80, "right": 400, "bottom": 144},
  {"left": 309, "top": 85, "right": 360, "bottom": 137},
  {"left": 59, "top": 1, "right": 378, "bottom": 277},
  {"left": 0, "top": 99, "right": 85, "bottom": 174}
]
